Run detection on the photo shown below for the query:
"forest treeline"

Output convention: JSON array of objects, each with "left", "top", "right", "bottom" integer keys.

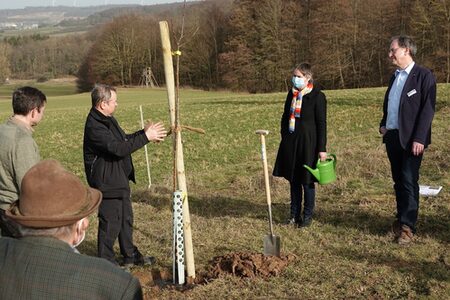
[{"left": 1, "top": 0, "right": 450, "bottom": 93}]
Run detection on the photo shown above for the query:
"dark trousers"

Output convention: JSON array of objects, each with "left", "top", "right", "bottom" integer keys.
[
  {"left": 289, "top": 179, "right": 315, "bottom": 222},
  {"left": 97, "top": 196, "right": 137, "bottom": 264},
  {"left": 385, "top": 130, "right": 423, "bottom": 232},
  {"left": 0, "top": 209, "right": 20, "bottom": 238}
]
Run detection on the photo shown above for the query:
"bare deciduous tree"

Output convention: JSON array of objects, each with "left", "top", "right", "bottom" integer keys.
[{"left": 0, "top": 43, "right": 11, "bottom": 83}]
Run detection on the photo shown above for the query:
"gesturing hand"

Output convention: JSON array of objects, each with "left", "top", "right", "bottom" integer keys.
[{"left": 144, "top": 121, "right": 167, "bottom": 142}]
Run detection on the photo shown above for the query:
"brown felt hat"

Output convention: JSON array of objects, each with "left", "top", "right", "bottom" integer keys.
[{"left": 6, "top": 159, "right": 102, "bottom": 228}]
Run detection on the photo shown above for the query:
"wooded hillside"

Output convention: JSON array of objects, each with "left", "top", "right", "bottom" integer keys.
[{"left": 2, "top": 0, "right": 450, "bottom": 92}]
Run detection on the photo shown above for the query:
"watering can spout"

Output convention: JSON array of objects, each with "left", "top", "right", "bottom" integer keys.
[
  {"left": 303, "top": 165, "right": 321, "bottom": 182},
  {"left": 303, "top": 154, "right": 337, "bottom": 185}
]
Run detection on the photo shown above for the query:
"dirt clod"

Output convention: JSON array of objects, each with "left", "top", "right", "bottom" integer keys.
[
  {"left": 201, "top": 252, "right": 296, "bottom": 281},
  {"left": 134, "top": 251, "right": 296, "bottom": 297}
]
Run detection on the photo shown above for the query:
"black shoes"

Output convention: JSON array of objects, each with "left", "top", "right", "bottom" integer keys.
[
  {"left": 123, "top": 250, "right": 156, "bottom": 267},
  {"left": 286, "top": 217, "right": 303, "bottom": 226},
  {"left": 298, "top": 217, "right": 312, "bottom": 228},
  {"left": 286, "top": 218, "right": 298, "bottom": 225},
  {"left": 286, "top": 217, "right": 313, "bottom": 228}
]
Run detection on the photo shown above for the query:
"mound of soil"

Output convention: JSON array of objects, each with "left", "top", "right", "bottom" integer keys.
[
  {"left": 201, "top": 252, "right": 297, "bottom": 281},
  {"left": 133, "top": 251, "right": 296, "bottom": 297}
]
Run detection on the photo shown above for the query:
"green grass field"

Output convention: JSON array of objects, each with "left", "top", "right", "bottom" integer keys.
[{"left": 0, "top": 82, "right": 448, "bottom": 299}]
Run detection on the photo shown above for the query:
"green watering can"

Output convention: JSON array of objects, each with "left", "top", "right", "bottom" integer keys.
[{"left": 303, "top": 154, "right": 337, "bottom": 185}]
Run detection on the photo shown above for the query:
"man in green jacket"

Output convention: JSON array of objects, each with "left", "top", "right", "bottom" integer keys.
[
  {"left": 0, "top": 86, "right": 46, "bottom": 237},
  {"left": 0, "top": 160, "right": 143, "bottom": 299}
]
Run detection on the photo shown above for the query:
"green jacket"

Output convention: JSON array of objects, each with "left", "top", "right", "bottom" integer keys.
[
  {"left": 0, "top": 236, "right": 143, "bottom": 299},
  {"left": 0, "top": 117, "right": 40, "bottom": 210}
]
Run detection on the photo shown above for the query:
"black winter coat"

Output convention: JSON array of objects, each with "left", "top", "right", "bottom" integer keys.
[
  {"left": 272, "top": 86, "right": 327, "bottom": 183},
  {"left": 83, "top": 108, "right": 149, "bottom": 199}
]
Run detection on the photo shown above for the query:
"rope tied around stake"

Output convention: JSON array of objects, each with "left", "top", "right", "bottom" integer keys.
[{"left": 167, "top": 124, "right": 205, "bottom": 136}]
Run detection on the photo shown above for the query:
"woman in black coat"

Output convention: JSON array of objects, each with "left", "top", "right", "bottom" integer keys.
[{"left": 273, "top": 63, "right": 327, "bottom": 227}]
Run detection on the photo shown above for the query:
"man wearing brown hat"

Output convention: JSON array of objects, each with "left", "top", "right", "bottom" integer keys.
[
  {"left": 0, "top": 86, "right": 46, "bottom": 237},
  {"left": 0, "top": 160, "right": 143, "bottom": 299}
]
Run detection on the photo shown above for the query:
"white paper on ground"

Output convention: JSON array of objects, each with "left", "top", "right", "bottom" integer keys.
[{"left": 419, "top": 185, "right": 443, "bottom": 196}]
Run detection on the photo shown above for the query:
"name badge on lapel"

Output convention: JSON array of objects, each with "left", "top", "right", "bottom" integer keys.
[{"left": 407, "top": 89, "right": 417, "bottom": 97}]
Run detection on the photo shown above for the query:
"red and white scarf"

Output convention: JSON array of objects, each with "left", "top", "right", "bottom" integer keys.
[{"left": 289, "top": 83, "right": 313, "bottom": 133}]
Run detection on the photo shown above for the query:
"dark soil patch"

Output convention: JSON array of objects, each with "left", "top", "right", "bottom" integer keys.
[
  {"left": 134, "top": 251, "right": 296, "bottom": 297},
  {"left": 199, "top": 252, "right": 297, "bottom": 281}
]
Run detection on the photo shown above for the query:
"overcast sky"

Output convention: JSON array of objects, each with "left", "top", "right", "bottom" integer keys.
[{"left": 0, "top": 0, "right": 186, "bottom": 10}]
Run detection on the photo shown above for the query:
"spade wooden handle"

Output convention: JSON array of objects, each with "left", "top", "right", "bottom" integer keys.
[
  {"left": 256, "top": 131, "right": 272, "bottom": 205},
  {"left": 256, "top": 130, "right": 274, "bottom": 236}
]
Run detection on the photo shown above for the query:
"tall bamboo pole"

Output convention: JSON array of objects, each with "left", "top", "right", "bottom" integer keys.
[
  {"left": 159, "top": 20, "right": 195, "bottom": 281},
  {"left": 139, "top": 105, "right": 152, "bottom": 189}
]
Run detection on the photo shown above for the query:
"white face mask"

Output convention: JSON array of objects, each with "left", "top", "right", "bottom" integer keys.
[{"left": 72, "top": 219, "right": 86, "bottom": 249}]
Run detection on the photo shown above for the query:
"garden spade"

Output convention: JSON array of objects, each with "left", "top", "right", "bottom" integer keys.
[{"left": 255, "top": 130, "right": 281, "bottom": 257}]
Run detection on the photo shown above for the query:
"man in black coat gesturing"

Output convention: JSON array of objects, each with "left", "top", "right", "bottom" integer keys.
[{"left": 83, "top": 84, "right": 166, "bottom": 266}]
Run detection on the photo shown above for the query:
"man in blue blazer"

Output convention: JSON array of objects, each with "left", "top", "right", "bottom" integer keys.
[{"left": 379, "top": 35, "right": 436, "bottom": 245}]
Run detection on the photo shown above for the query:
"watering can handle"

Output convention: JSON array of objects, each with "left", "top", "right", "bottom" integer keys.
[
  {"left": 317, "top": 153, "right": 337, "bottom": 165},
  {"left": 329, "top": 154, "right": 337, "bottom": 168}
]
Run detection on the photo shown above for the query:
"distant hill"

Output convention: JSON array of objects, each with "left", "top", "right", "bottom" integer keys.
[
  {"left": 76, "top": 3, "right": 184, "bottom": 27},
  {"left": 2, "top": 3, "right": 187, "bottom": 25},
  {"left": 0, "top": 6, "right": 127, "bottom": 25},
  {"left": 0, "top": 3, "right": 189, "bottom": 36}
]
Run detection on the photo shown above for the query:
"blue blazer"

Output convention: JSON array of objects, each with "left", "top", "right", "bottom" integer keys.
[{"left": 380, "top": 63, "right": 436, "bottom": 150}]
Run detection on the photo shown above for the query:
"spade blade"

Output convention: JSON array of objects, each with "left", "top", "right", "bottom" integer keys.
[{"left": 264, "top": 234, "right": 281, "bottom": 257}]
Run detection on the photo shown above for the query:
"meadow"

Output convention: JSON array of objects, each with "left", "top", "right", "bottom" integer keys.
[{"left": 0, "top": 81, "right": 448, "bottom": 299}]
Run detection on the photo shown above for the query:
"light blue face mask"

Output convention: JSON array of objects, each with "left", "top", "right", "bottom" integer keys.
[{"left": 292, "top": 76, "right": 306, "bottom": 89}]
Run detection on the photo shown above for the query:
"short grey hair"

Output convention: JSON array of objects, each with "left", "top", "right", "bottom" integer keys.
[
  {"left": 294, "top": 63, "right": 313, "bottom": 82},
  {"left": 91, "top": 84, "right": 116, "bottom": 108},
  {"left": 17, "top": 222, "right": 76, "bottom": 240},
  {"left": 391, "top": 35, "right": 417, "bottom": 57}
]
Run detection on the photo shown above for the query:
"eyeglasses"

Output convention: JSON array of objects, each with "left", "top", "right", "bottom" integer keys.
[{"left": 389, "top": 47, "right": 402, "bottom": 54}]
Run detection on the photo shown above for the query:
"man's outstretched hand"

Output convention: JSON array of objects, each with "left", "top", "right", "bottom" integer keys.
[{"left": 144, "top": 122, "right": 167, "bottom": 142}]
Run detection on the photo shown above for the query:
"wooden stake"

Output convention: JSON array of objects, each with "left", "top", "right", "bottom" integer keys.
[
  {"left": 159, "top": 20, "right": 196, "bottom": 280},
  {"left": 139, "top": 105, "right": 152, "bottom": 189}
]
